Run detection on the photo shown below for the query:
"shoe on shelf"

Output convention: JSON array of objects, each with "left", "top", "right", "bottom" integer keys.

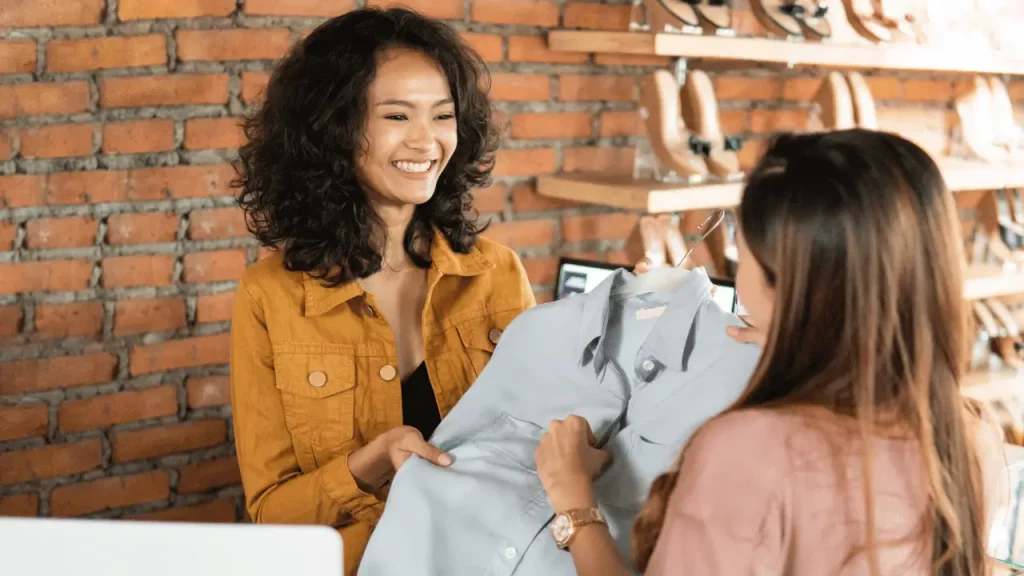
[
  {"left": 813, "top": 71, "right": 856, "bottom": 131},
  {"left": 679, "top": 70, "right": 744, "bottom": 180},
  {"left": 644, "top": 0, "right": 702, "bottom": 32},
  {"left": 640, "top": 70, "right": 711, "bottom": 181},
  {"left": 846, "top": 72, "right": 878, "bottom": 129}
]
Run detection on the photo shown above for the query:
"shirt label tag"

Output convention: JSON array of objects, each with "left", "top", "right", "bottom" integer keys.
[{"left": 636, "top": 306, "right": 667, "bottom": 320}]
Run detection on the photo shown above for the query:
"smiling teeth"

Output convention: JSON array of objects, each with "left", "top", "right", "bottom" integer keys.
[{"left": 394, "top": 161, "right": 432, "bottom": 173}]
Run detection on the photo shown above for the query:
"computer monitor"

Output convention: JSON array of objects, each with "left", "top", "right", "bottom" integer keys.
[
  {"left": 0, "top": 517, "right": 343, "bottom": 576},
  {"left": 554, "top": 257, "right": 744, "bottom": 315}
]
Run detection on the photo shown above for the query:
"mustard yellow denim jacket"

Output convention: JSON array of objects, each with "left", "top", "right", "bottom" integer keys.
[{"left": 230, "top": 231, "right": 535, "bottom": 574}]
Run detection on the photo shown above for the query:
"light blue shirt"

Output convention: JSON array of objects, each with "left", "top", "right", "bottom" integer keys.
[{"left": 359, "top": 268, "right": 759, "bottom": 575}]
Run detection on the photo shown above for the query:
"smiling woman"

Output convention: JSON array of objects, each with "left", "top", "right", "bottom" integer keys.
[{"left": 229, "top": 8, "right": 535, "bottom": 575}]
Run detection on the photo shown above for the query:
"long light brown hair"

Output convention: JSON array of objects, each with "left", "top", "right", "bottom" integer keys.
[{"left": 633, "top": 130, "right": 988, "bottom": 575}]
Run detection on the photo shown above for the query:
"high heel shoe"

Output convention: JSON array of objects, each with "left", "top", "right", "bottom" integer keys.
[
  {"left": 640, "top": 70, "right": 710, "bottom": 181},
  {"left": 691, "top": 0, "right": 735, "bottom": 35},
  {"left": 644, "top": 0, "right": 702, "bottom": 32},
  {"left": 679, "top": 70, "right": 743, "bottom": 180},
  {"left": 846, "top": 72, "right": 877, "bottom": 130},
  {"left": 955, "top": 76, "right": 1010, "bottom": 164},
  {"left": 842, "top": 0, "right": 893, "bottom": 43},
  {"left": 750, "top": 0, "right": 803, "bottom": 37},
  {"left": 788, "top": 0, "right": 832, "bottom": 40},
  {"left": 813, "top": 72, "right": 856, "bottom": 130},
  {"left": 988, "top": 77, "right": 1021, "bottom": 157}
]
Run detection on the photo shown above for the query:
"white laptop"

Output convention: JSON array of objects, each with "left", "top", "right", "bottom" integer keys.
[{"left": 0, "top": 517, "right": 342, "bottom": 576}]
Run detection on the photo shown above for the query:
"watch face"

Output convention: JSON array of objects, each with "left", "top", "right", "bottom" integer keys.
[{"left": 551, "top": 514, "right": 572, "bottom": 544}]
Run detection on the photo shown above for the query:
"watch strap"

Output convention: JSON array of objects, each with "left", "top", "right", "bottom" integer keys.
[
  {"left": 557, "top": 507, "right": 607, "bottom": 550},
  {"left": 566, "top": 507, "right": 606, "bottom": 528}
]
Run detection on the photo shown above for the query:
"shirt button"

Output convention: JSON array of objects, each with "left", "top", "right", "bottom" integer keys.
[
  {"left": 363, "top": 304, "right": 375, "bottom": 318},
  {"left": 488, "top": 328, "right": 502, "bottom": 345},
  {"left": 641, "top": 359, "right": 656, "bottom": 372},
  {"left": 308, "top": 371, "right": 327, "bottom": 388},
  {"left": 504, "top": 547, "right": 517, "bottom": 559},
  {"left": 379, "top": 365, "right": 397, "bottom": 381}
]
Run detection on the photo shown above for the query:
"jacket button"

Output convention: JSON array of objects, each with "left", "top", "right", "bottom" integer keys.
[
  {"left": 308, "top": 371, "right": 327, "bottom": 387},
  {"left": 488, "top": 328, "right": 502, "bottom": 345},
  {"left": 379, "top": 365, "right": 397, "bottom": 381},
  {"left": 363, "top": 304, "right": 376, "bottom": 318}
]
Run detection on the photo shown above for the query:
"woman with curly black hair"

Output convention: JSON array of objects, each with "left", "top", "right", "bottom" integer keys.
[{"left": 229, "top": 8, "right": 535, "bottom": 573}]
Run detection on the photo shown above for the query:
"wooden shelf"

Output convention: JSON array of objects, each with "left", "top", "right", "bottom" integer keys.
[
  {"left": 537, "top": 162, "right": 1024, "bottom": 214},
  {"left": 536, "top": 173, "right": 743, "bottom": 213},
  {"left": 941, "top": 161, "right": 1024, "bottom": 192},
  {"left": 964, "top": 267, "right": 1024, "bottom": 300},
  {"left": 547, "top": 31, "right": 1024, "bottom": 75},
  {"left": 962, "top": 369, "right": 1024, "bottom": 402}
]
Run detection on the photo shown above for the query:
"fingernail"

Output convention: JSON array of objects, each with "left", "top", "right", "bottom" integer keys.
[{"left": 438, "top": 454, "right": 453, "bottom": 466}]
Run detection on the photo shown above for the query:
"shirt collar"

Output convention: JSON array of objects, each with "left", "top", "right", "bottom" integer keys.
[
  {"left": 303, "top": 229, "right": 495, "bottom": 317},
  {"left": 577, "top": 268, "right": 714, "bottom": 373}
]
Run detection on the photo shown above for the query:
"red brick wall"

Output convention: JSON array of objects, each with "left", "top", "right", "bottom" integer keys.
[{"left": 0, "top": 0, "right": 1007, "bottom": 521}]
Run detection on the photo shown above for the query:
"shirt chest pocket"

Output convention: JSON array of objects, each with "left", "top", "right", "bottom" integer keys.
[
  {"left": 274, "top": 352, "right": 357, "bottom": 468},
  {"left": 595, "top": 431, "right": 678, "bottom": 512}
]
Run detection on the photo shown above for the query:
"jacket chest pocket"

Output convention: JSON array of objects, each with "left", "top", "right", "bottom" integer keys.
[
  {"left": 455, "top": 318, "right": 501, "bottom": 381},
  {"left": 274, "top": 352, "right": 356, "bottom": 468}
]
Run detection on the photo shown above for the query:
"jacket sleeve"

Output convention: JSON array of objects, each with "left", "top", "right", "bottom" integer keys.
[
  {"left": 515, "top": 252, "right": 537, "bottom": 309},
  {"left": 229, "top": 280, "right": 383, "bottom": 528}
]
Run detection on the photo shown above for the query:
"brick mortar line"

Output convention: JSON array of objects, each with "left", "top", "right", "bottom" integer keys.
[
  {"left": 0, "top": 195, "right": 240, "bottom": 220},
  {"left": 0, "top": 236, "right": 257, "bottom": 260}
]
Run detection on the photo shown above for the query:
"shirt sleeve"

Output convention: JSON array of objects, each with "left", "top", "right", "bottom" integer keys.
[
  {"left": 644, "top": 412, "right": 788, "bottom": 576},
  {"left": 230, "top": 280, "right": 383, "bottom": 529}
]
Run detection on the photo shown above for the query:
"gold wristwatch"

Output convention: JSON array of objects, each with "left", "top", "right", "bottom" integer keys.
[{"left": 551, "top": 507, "right": 607, "bottom": 550}]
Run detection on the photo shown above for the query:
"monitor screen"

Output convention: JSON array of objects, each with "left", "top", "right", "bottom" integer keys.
[
  {"left": 554, "top": 257, "right": 743, "bottom": 315},
  {"left": 555, "top": 258, "right": 621, "bottom": 300}
]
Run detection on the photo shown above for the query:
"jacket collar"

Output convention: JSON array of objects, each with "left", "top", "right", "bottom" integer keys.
[
  {"left": 303, "top": 229, "right": 495, "bottom": 317},
  {"left": 577, "top": 268, "right": 713, "bottom": 373}
]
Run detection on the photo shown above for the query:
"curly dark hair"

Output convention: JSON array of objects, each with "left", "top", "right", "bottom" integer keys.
[{"left": 235, "top": 7, "right": 499, "bottom": 286}]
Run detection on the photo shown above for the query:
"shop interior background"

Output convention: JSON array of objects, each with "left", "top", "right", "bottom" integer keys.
[{"left": 0, "top": 0, "right": 1020, "bottom": 524}]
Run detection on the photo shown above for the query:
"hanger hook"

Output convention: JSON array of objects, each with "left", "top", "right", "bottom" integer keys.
[{"left": 674, "top": 209, "right": 726, "bottom": 268}]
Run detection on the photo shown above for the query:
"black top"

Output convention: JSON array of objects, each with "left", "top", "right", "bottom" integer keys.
[{"left": 401, "top": 362, "right": 442, "bottom": 440}]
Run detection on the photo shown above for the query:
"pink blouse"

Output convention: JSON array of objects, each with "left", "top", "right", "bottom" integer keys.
[{"left": 645, "top": 407, "right": 1004, "bottom": 575}]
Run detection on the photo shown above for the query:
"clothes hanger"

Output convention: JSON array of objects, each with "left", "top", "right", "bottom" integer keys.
[{"left": 610, "top": 209, "right": 726, "bottom": 297}]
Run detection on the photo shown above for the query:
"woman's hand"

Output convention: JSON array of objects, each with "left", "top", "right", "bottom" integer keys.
[
  {"left": 349, "top": 425, "right": 452, "bottom": 494},
  {"left": 726, "top": 316, "right": 766, "bottom": 346},
  {"left": 535, "top": 415, "right": 612, "bottom": 512}
]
